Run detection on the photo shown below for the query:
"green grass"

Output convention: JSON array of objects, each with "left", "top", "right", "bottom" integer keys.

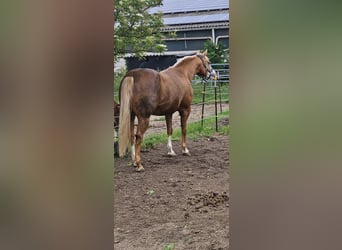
[
  {"left": 142, "top": 111, "right": 229, "bottom": 149},
  {"left": 154, "top": 116, "right": 166, "bottom": 122},
  {"left": 163, "top": 243, "right": 175, "bottom": 250}
]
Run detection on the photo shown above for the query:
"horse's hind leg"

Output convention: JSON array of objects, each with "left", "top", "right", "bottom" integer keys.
[
  {"left": 135, "top": 116, "right": 150, "bottom": 171},
  {"left": 166, "top": 113, "right": 176, "bottom": 156},
  {"left": 180, "top": 109, "right": 191, "bottom": 156},
  {"left": 130, "top": 113, "right": 136, "bottom": 165}
]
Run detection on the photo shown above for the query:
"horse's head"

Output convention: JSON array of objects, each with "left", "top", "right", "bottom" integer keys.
[{"left": 196, "top": 50, "right": 217, "bottom": 80}]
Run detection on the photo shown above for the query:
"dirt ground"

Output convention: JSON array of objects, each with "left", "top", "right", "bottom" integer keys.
[{"left": 114, "top": 134, "right": 229, "bottom": 250}]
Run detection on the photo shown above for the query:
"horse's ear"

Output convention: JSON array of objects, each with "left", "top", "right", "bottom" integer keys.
[{"left": 203, "top": 49, "right": 208, "bottom": 56}]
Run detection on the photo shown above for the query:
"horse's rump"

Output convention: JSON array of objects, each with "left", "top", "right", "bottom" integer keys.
[{"left": 122, "top": 68, "right": 161, "bottom": 117}]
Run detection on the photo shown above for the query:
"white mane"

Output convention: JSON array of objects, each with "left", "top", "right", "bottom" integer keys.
[
  {"left": 170, "top": 55, "right": 194, "bottom": 68},
  {"left": 172, "top": 57, "right": 186, "bottom": 67}
]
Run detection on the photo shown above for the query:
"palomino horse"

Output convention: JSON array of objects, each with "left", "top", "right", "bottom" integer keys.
[{"left": 118, "top": 50, "right": 216, "bottom": 171}]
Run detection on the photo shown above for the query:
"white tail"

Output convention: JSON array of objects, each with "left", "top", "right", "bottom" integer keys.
[{"left": 118, "top": 76, "right": 134, "bottom": 157}]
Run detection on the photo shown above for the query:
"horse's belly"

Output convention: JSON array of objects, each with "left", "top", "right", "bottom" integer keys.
[{"left": 152, "top": 105, "right": 178, "bottom": 116}]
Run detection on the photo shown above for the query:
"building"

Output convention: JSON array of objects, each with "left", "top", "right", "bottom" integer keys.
[{"left": 124, "top": 0, "right": 229, "bottom": 71}]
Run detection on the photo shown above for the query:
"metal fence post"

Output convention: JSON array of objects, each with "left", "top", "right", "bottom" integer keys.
[
  {"left": 201, "top": 79, "right": 206, "bottom": 129},
  {"left": 214, "top": 79, "right": 218, "bottom": 132}
]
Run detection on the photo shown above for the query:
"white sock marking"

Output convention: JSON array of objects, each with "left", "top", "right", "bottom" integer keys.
[
  {"left": 167, "top": 136, "right": 176, "bottom": 155},
  {"left": 131, "top": 145, "right": 135, "bottom": 161}
]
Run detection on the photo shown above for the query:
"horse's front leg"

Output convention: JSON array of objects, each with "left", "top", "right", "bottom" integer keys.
[
  {"left": 180, "top": 109, "right": 191, "bottom": 156},
  {"left": 135, "top": 116, "right": 150, "bottom": 171},
  {"left": 165, "top": 113, "right": 176, "bottom": 156}
]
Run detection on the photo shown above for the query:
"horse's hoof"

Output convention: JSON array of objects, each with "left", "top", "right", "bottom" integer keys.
[
  {"left": 128, "top": 161, "right": 137, "bottom": 167},
  {"left": 182, "top": 148, "right": 191, "bottom": 156},
  {"left": 167, "top": 151, "right": 177, "bottom": 157},
  {"left": 135, "top": 165, "right": 144, "bottom": 172}
]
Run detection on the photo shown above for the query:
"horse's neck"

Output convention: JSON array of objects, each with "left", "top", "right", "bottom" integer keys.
[{"left": 170, "top": 58, "right": 198, "bottom": 81}]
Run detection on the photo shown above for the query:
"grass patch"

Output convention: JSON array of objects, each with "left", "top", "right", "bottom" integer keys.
[
  {"left": 163, "top": 243, "right": 175, "bottom": 250},
  {"left": 142, "top": 111, "right": 229, "bottom": 149},
  {"left": 154, "top": 116, "right": 166, "bottom": 122}
]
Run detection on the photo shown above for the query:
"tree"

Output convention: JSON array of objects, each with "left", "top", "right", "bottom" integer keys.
[
  {"left": 203, "top": 40, "right": 228, "bottom": 64},
  {"left": 114, "top": 0, "right": 167, "bottom": 62}
]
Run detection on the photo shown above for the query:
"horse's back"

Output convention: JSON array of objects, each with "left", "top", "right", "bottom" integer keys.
[{"left": 126, "top": 68, "right": 159, "bottom": 83}]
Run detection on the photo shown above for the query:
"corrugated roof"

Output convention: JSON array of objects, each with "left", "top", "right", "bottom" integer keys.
[
  {"left": 164, "top": 13, "right": 229, "bottom": 25},
  {"left": 161, "top": 22, "right": 229, "bottom": 32},
  {"left": 149, "top": 0, "right": 229, "bottom": 14},
  {"left": 124, "top": 50, "right": 197, "bottom": 58}
]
